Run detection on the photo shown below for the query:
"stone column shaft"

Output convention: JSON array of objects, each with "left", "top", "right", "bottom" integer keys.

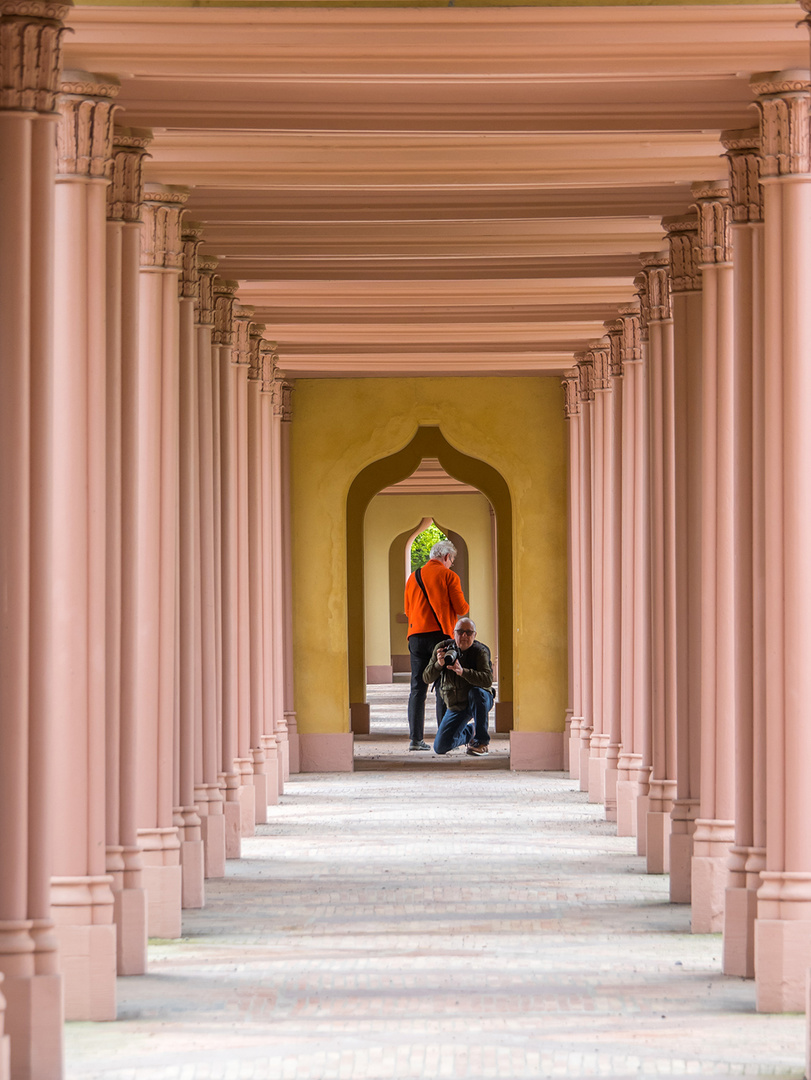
[
  {"left": 664, "top": 212, "right": 703, "bottom": 904},
  {"left": 691, "top": 180, "right": 737, "bottom": 934},
  {"left": 259, "top": 345, "right": 282, "bottom": 802},
  {"left": 50, "top": 71, "right": 118, "bottom": 1021},
  {"left": 279, "top": 381, "right": 298, "bottom": 775},
  {"left": 576, "top": 356, "right": 594, "bottom": 790},
  {"left": 750, "top": 66, "right": 811, "bottom": 1011},
  {"left": 106, "top": 128, "right": 150, "bottom": 975},
  {"left": 562, "top": 371, "right": 583, "bottom": 780},
  {"left": 588, "top": 345, "right": 610, "bottom": 805},
  {"left": 0, "top": 3, "right": 69, "bottom": 1073}
]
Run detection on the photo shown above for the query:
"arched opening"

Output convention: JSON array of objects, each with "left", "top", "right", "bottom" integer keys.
[{"left": 347, "top": 425, "right": 513, "bottom": 734}]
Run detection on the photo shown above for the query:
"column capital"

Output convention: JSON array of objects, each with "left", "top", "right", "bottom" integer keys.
[
  {"left": 198, "top": 256, "right": 217, "bottom": 327},
  {"left": 261, "top": 342, "right": 294, "bottom": 419},
  {"left": 248, "top": 324, "right": 265, "bottom": 382},
  {"left": 691, "top": 180, "right": 732, "bottom": 266},
  {"left": 721, "top": 127, "right": 763, "bottom": 224},
  {"left": 604, "top": 305, "right": 641, "bottom": 375},
  {"left": 107, "top": 127, "right": 151, "bottom": 223},
  {"left": 639, "top": 250, "right": 672, "bottom": 322},
  {"left": 750, "top": 69, "right": 811, "bottom": 178},
  {"left": 588, "top": 341, "right": 611, "bottom": 392},
  {"left": 56, "top": 71, "right": 119, "bottom": 180},
  {"left": 180, "top": 222, "right": 202, "bottom": 302},
  {"left": 140, "top": 184, "right": 188, "bottom": 270},
  {"left": 662, "top": 211, "right": 701, "bottom": 293},
  {"left": 561, "top": 368, "right": 580, "bottom": 418},
  {"left": 574, "top": 352, "right": 594, "bottom": 404},
  {"left": 0, "top": 0, "right": 71, "bottom": 113},
  {"left": 212, "top": 277, "right": 239, "bottom": 345},
  {"left": 232, "top": 307, "right": 254, "bottom": 366}
]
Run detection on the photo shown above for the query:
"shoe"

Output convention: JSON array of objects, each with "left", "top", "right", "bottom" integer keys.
[
  {"left": 409, "top": 740, "right": 430, "bottom": 751},
  {"left": 466, "top": 742, "right": 489, "bottom": 756}
]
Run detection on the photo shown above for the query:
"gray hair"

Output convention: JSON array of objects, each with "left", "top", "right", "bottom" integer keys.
[
  {"left": 455, "top": 617, "right": 476, "bottom": 632},
  {"left": 430, "top": 539, "right": 457, "bottom": 561}
]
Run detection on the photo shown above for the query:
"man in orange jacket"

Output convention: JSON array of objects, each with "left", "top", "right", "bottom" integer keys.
[{"left": 403, "top": 539, "right": 469, "bottom": 750}]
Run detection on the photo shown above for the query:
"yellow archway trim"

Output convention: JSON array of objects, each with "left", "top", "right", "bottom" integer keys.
[{"left": 347, "top": 425, "right": 513, "bottom": 725}]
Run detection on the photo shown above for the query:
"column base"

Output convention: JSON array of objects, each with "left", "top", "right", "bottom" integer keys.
[
  {"left": 724, "top": 885, "right": 758, "bottom": 978},
  {"left": 587, "top": 734, "right": 608, "bottom": 804},
  {"left": 563, "top": 709, "right": 572, "bottom": 773},
  {"left": 636, "top": 792, "right": 650, "bottom": 856},
  {"left": 113, "top": 887, "right": 147, "bottom": 975},
  {"left": 578, "top": 727, "right": 592, "bottom": 793},
  {"left": 138, "top": 828, "right": 182, "bottom": 938},
  {"left": 262, "top": 735, "right": 280, "bottom": 807},
  {"left": 200, "top": 810, "right": 226, "bottom": 879},
  {"left": 235, "top": 758, "right": 256, "bottom": 839},
  {"left": 3, "top": 971, "right": 63, "bottom": 1080},
  {"left": 604, "top": 745, "right": 619, "bottom": 822},
  {"left": 180, "top": 839, "right": 205, "bottom": 909},
  {"left": 277, "top": 714, "right": 291, "bottom": 785},
  {"left": 286, "top": 711, "right": 300, "bottom": 774},
  {"left": 251, "top": 747, "right": 268, "bottom": 825},
  {"left": 568, "top": 717, "right": 582, "bottom": 780},
  {"left": 755, "top": 918, "right": 811, "bottom": 1012},
  {"left": 224, "top": 799, "right": 242, "bottom": 859},
  {"left": 691, "top": 820, "right": 735, "bottom": 933},
  {"left": 669, "top": 799, "right": 699, "bottom": 903},
  {"left": 52, "top": 924, "right": 116, "bottom": 1021},
  {"left": 646, "top": 811, "right": 671, "bottom": 874}
]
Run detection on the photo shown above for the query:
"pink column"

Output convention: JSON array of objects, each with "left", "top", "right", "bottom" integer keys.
[
  {"left": 176, "top": 224, "right": 205, "bottom": 909},
  {"left": 588, "top": 345, "right": 610, "bottom": 805},
  {"left": 0, "top": 3, "right": 67, "bottom": 1075},
  {"left": 721, "top": 129, "right": 766, "bottom": 977},
  {"left": 247, "top": 328, "right": 270, "bottom": 822},
  {"left": 279, "top": 375, "right": 299, "bottom": 775},
  {"left": 194, "top": 260, "right": 227, "bottom": 877},
  {"left": 750, "top": 68, "right": 811, "bottom": 1012},
  {"left": 215, "top": 279, "right": 247, "bottom": 856},
  {"left": 602, "top": 321, "right": 626, "bottom": 823},
  {"left": 106, "top": 128, "right": 150, "bottom": 974},
  {"left": 49, "top": 72, "right": 118, "bottom": 1021},
  {"left": 561, "top": 370, "right": 583, "bottom": 780},
  {"left": 259, "top": 343, "right": 282, "bottom": 800},
  {"left": 663, "top": 212, "right": 704, "bottom": 904},
  {"left": 134, "top": 185, "right": 186, "bottom": 938},
  {"left": 575, "top": 356, "right": 595, "bottom": 790},
  {"left": 691, "top": 180, "right": 736, "bottom": 934},
  {"left": 233, "top": 312, "right": 256, "bottom": 837},
  {"left": 612, "top": 309, "right": 644, "bottom": 837},
  {"left": 638, "top": 253, "right": 677, "bottom": 874},
  {"left": 631, "top": 274, "right": 654, "bottom": 856}
]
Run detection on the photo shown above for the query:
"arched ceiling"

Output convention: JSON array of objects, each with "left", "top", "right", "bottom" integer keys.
[{"left": 65, "top": 1, "right": 807, "bottom": 377}]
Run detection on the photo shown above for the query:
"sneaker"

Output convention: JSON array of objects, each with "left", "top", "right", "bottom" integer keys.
[
  {"left": 466, "top": 742, "right": 489, "bottom": 756},
  {"left": 409, "top": 740, "right": 430, "bottom": 751}
]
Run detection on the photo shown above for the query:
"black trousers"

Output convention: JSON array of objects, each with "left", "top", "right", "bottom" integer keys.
[{"left": 406, "top": 630, "right": 446, "bottom": 742}]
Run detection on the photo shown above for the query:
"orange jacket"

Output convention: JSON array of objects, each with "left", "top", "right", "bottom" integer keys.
[{"left": 404, "top": 558, "right": 469, "bottom": 638}]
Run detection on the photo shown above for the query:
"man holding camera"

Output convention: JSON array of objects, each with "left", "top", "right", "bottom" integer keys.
[{"left": 423, "top": 617, "right": 494, "bottom": 756}]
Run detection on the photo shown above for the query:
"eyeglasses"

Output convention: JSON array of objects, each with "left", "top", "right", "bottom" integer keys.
[{"left": 455, "top": 629, "right": 475, "bottom": 636}]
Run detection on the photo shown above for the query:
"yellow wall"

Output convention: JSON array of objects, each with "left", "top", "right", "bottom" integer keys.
[
  {"left": 290, "top": 376, "right": 567, "bottom": 734},
  {"left": 364, "top": 492, "right": 495, "bottom": 668}
]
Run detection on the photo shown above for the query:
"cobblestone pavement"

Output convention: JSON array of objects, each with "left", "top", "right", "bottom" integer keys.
[{"left": 66, "top": 688, "right": 805, "bottom": 1079}]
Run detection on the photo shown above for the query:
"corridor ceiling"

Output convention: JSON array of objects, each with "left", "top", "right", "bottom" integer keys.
[{"left": 65, "top": 1, "right": 807, "bottom": 378}]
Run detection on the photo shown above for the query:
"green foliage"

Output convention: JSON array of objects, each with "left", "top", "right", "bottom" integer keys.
[{"left": 410, "top": 523, "right": 448, "bottom": 572}]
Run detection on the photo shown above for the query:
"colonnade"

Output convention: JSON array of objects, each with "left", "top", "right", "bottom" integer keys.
[
  {"left": 0, "top": 5, "right": 298, "bottom": 1078},
  {"left": 562, "top": 66, "right": 811, "bottom": 1016}
]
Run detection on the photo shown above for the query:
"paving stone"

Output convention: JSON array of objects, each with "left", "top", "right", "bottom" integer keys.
[{"left": 65, "top": 687, "right": 805, "bottom": 1079}]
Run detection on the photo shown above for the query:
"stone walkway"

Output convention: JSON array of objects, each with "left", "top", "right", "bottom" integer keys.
[{"left": 66, "top": 689, "right": 805, "bottom": 1079}]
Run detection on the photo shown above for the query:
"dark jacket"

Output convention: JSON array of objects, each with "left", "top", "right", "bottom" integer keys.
[{"left": 422, "top": 638, "right": 494, "bottom": 711}]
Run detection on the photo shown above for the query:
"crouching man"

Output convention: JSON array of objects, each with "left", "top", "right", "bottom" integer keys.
[{"left": 423, "top": 617, "right": 494, "bottom": 756}]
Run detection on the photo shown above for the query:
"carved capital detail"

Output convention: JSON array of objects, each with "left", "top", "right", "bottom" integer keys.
[
  {"left": 721, "top": 128, "right": 763, "bottom": 223},
  {"left": 575, "top": 353, "right": 594, "bottom": 404},
  {"left": 562, "top": 368, "right": 580, "bottom": 418},
  {"left": 635, "top": 252, "right": 671, "bottom": 332},
  {"left": 589, "top": 343, "right": 611, "bottom": 391},
  {"left": 751, "top": 70, "right": 811, "bottom": 178},
  {"left": 232, "top": 308, "right": 253, "bottom": 366},
  {"left": 0, "top": 0, "right": 70, "bottom": 113},
  {"left": 212, "top": 278, "right": 238, "bottom": 346},
  {"left": 140, "top": 185, "right": 188, "bottom": 270},
  {"left": 56, "top": 72, "right": 118, "bottom": 178},
  {"left": 691, "top": 181, "right": 732, "bottom": 266},
  {"left": 180, "top": 223, "right": 202, "bottom": 302},
  {"left": 108, "top": 127, "right": 151, "bottom": 222},
  {"left": 662, "top": 212, "right": 700, "bottom": 293},
  {"left": 198, "top": 256, "right": 217, "bottom": 327},
  {"left": 605, "top": 308, "right": 640, "bottom": 376},
  {"left": 248, "top": 324, "right": 265, "bottom": 382},
  {"left": 261, "top": 342, "right": 293, "bottom": 419}
]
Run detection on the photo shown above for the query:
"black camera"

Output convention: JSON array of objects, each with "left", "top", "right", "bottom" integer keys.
[{"left": 442, "top": 642, "right": 459, "bottom": 666}]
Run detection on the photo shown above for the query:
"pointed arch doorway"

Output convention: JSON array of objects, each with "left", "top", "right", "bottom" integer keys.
[{"left": 347, "top": 426, "right": 513, "bottom": 735}]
